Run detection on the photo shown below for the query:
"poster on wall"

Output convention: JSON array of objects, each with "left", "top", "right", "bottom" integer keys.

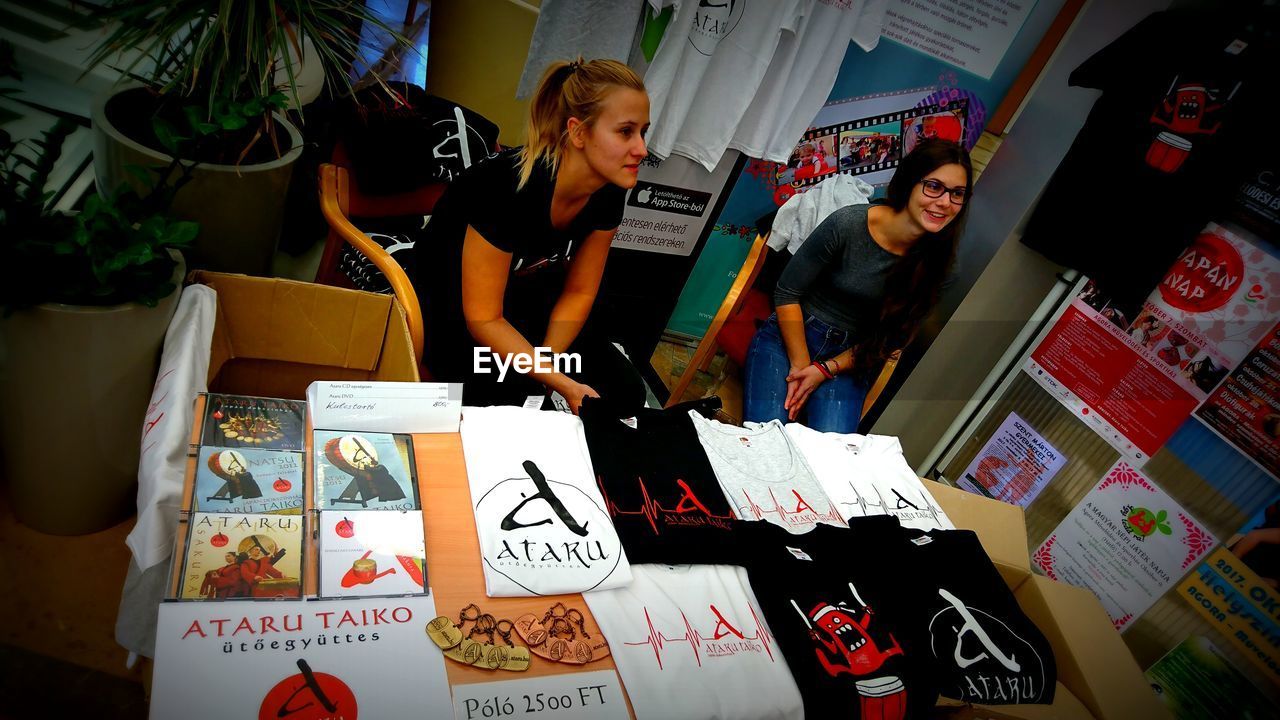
[
  {"left": 1024, "top": 223, "right": 1280, "bottom": 465},
  {"left": 1196, "top": 321, "right": 1280, "bottom": 481},
  {"left": 1145, "top": 635, "right": 1274, "bottom": 715},
  {"left": 957, "top": 412, "right": 1067, "bottom": 507},
  {"left": 611, "top": 150, "right": 740, "bottom": 257},
  {"left": 1033, "top": 461, "right": 1216, "bottom": 632},
  {"left": 882, "top": 0, "right": 1038, "bottom": 80},
  {"left": 1178, "top": 492, "right": 1280, "bottom": 686},
  {"left": 150, "top": 595, "right": 452, "bottom": 718}
]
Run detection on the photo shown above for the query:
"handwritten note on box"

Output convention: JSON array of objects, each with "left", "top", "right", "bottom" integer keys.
[{"left": 307, "top": 381, "right": 462, "bottom": 433}]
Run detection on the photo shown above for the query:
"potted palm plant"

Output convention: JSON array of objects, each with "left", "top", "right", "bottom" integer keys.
[
  {"left": 85, "top": 1, "right": 412, "bottom": 274},
  {"left": 0, "top": 115, "right": 197, "bottom": 535}
]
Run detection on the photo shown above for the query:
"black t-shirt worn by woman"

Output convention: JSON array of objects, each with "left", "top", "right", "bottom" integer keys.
[{"left": 414, "top": 148, "right": 625, "bottom": 378}]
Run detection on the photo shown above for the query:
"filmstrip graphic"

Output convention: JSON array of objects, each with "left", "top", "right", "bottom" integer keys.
[{"left": 782, "top": 98, "right": 969, "bottom": 189}]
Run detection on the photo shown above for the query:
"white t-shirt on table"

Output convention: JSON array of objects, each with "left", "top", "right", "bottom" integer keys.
[
  {"left": 778, "top": 423, "right": 954, "bottom": 531},
  {"left": 689, "top": 412, "right": 843, "bottom": 533},
  {"left": 461, "top": 406, "right": 632, "bottom": 596},
  {"left": 584, "top": 563, "right": 804, "bottom": 720}
]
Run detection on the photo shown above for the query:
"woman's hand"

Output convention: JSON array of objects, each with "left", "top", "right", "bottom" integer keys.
[
  {"left": 784, "top": 364, "right": 828, "bottom": 421},
  {"left": 560, "top": 380, "right": 601, "bottom": 415}
]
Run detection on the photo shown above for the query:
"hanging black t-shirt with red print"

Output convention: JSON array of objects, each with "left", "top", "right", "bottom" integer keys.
[
  {"left": 1021, "top": 8, "right": 1277, "bottom": 310},
  {"left": 580, "top": 399, "right": 737, "bottom": 564}
]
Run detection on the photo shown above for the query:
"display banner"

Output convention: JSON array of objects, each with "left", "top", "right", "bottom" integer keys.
[
  {"left": 957, "top": 412, "right": 1066, "bottom": 508},
  {"left": 1033, "top": 461, "right": 1216, "bottom": 632},
  {"left": 1178, "top": 494, "right": 1280, "bottom": 685},
  {"left": 1145, "top": 635, "right": 1274, "bottom": 715},
  {"left": 151, "top": 595, "right": 452, "bottom": 719},
  {"left": 1025, "top": 222, "right": 1280, "bottom": 465},
  {"left": 1196, "top": 320, "right": 1280, "bottom": 481},
  {"left": 612, "top": 150, "right": 741, "bottom": 257},
  {"left": 882, "top": 0, "right": 1037, "bottom": 80}
]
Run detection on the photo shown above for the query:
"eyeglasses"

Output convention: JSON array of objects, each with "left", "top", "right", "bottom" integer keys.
[{"left": 919, "top": 178, "right": 968, "bottom": 204}]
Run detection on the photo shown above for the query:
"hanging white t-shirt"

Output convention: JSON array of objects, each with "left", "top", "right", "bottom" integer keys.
[
  {"left": 689, "top": 413, "right": 843, "bottom": 533},
  {"left": 461, "top": 406, "right": 632, "bottom": 596},
  {"left": 515, "top": 0, "right": 648, "bottom": 99},
  {"left": 778, "top": 423, "right": 954, "bottom": 531},
  {"left": 730, "top": 0, "right": 889, "bottom": 164},
  {"left": 643, "top": 0, "right": 805, "bottom": 171},
  {"left": 584, "top": 563, "right": 804, "bottom": 720}
]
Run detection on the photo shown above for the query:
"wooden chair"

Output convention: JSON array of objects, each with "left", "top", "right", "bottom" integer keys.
[
  {"left": 664, "top": 233, "right": 899, "bottom": 421},
  {"left": 317, "top": 163, "right": 426, "bottom": 369}
]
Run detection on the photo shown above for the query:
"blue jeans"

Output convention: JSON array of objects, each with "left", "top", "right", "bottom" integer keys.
[{"left": 743, "top": 312, "right": 867, "bottom": 434}]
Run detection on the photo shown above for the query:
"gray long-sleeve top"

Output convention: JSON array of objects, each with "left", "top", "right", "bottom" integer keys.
[{"left": 772, "top": 204, "right": 900, "bottom": 338}]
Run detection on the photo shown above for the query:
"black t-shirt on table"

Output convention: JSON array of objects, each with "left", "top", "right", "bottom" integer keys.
[
  {"left": 580, "top": 400, "right": 736, "bottom": 563},
  {"left": 900, "top": 528, "right": 1057, "bottom": 706},
  {"left": 1021, "top": 9, "right": 1277, "bottom": 310},
  {"left": 414, "top": 148, "right": 625, "bottom": 378}
]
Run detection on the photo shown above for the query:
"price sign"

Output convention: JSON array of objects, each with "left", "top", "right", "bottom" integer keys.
[{"left": 451, "top": 670, "right": 628, "bottom": 720}]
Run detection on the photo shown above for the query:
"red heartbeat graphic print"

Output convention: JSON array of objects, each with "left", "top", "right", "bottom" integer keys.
[
  {"left": 598, "top": 476, "right": 735, "bottom": 535},
  {"left": 741, "top": 487, "right": 843, "bottom": 529},
  {"left": 623, "top": 604, "right": 777, "bottom": 670}
]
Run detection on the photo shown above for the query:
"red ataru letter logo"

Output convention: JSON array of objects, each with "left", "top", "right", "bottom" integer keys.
[
  {"left": 259, "top": 659, "right": 357, "bottom": 719},
  {"left": 710, "top": 605, "right": 745, "bottom": 641},
  {"left": 673, "top": 479, "right": 714, "bottom": 516},
  {"left": 791, "top": 490, "right": 814, "bottom": 515}
]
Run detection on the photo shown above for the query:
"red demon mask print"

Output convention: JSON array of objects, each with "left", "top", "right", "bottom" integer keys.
[
  {"left": 1145, "top": 76, "right": 1239, "bottom": 173},
  {"left": 792, "top": 582, "right": 909, "bottom": 720}
]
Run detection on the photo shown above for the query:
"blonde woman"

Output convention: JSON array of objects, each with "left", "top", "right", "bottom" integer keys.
[{"left": 414, "top": 59, "right": 650, "bottom": 414}]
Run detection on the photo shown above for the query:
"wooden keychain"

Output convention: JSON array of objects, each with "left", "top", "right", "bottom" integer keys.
[
  {"left": 514, "top": 602, "right": 610, "bottom": 664},
  {"left": 426, "top": 604, "right": 531, "bottom": 671}
]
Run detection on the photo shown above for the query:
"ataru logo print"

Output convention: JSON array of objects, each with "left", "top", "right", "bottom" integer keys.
[
  {"left": 690, "top": 0, "right": 744, "bottom": 55},
  {"left": 927, "top": 587, "right": 1049, "bottom": 704},
  {"left": 477, "top": 460, "right": 621, "bottom": 594}
]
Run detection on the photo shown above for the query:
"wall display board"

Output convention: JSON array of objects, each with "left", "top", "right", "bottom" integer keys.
[
  {"left": 151, "top": 595, "right": 451, "bottom": 718},
  {"left": 882, "top": 0, "right": 1038, "bottom": 81},
  {"left": 1196, "top": 320, "right": 1280, "bottom": 481},
  {"left": 957, "top": 412, "right": 1066, "bottom": 508},
  {"left": 665, "top": 0, "right": 1065, "bottom": 339},
  {"left": 1145, "top": 635, "right": 1273, "bottom": 717},
  {"left": 1033, "top": 460, "right": 1216, "bottom": 632},
  {"left": 1178, "top": 492, "right": 1280, "bottom": 686},
  {"left": 1024, "top": 223, "right": 1280, "bottom": 465}
]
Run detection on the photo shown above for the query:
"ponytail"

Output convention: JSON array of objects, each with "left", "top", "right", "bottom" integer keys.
[{"left": 517, "top": 57, "right": 645, "bottom": 190}]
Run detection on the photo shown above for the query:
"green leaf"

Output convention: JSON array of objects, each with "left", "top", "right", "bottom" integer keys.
[
  {"left": 242, "top": 98, "right": 264, "bottom": 116},
  {"left": 123, "top": 165, "right": 157, "bottom": 191},
  {"left": 219, "top": 114, "right": 248, "bottom": 131},
  {"left": 1158, "top": 523, "right": 1172, "bottom": 536},
  {"left": 266, "top": 92, "right": 288, "bottom": 110},
  {"left": 152, "top": 117, "right": 183, "bottom": 154},
  {"left": 164, "top": 221, "right": 199, "bottom": 247},
  {"left": 1155, "top": 509, "right": 1167, "bottom": 522}
]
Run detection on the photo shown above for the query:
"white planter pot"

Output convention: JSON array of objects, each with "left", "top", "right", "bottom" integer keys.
[
  {"left": 0, "top": 262, "right": 184, "bottom": 535},
  {"left": 91, "top": 86, "right": 305, "bottom": 275}
]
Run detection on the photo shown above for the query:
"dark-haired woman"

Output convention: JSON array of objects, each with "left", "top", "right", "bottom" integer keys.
[
  {"left": 413, "top": 58, "right": 650, "bottom": 415},
  {"left": 743, "top": 139, "right": 972, "bottom": 433}
]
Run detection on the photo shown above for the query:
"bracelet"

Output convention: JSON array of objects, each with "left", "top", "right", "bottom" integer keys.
[{"left": 811, "top": 360, "right": 834, "bottom": 380}]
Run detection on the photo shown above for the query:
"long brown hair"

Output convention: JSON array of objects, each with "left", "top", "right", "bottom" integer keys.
[
  {"left": 853, "top": 139, "right": 972, "bottom": 376},
  {"left": 518, "top": 57, "right": 645, "bottom": 189}
]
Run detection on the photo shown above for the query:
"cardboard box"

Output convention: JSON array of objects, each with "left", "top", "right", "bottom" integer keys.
[
  {"left": 927, "top": 480, "right": 1170, "bottom": 720},
  {"left": 191, "top": 271, "right": 420, "bottom": 398}
]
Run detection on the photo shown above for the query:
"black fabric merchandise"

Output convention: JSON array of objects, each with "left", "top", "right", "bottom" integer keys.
[
  {"left": 413, "top": 148, "right": 626, "bottom": 387},
  {"left": 337, "top": 83, "right": 500, "bottom": 195},
  {"left": 901, "top": 528, "right": 1057, "bottom": 706},
  {"left": 1021, "top": 9, "right": 1278, "bottom": 309},
  {"left": 580, "top": 399, "right": 736, "bottom": 563},
  {"left": 736, "top": 517, "right": 939, "bottom": 720}
]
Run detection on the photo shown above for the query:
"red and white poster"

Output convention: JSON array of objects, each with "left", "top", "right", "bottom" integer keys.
[
  {"left": 1196, "top": 321, "right": 1280, "bottom": 480},
  {"left": 1025, "top": 222, "right": 1280, "bottom": 464},
  {"left": 151, "top": 595, "right": 451, "bottom": 719},
  {"left": 1033, "top": 461, "right": 1216, "bottom": 632}
]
